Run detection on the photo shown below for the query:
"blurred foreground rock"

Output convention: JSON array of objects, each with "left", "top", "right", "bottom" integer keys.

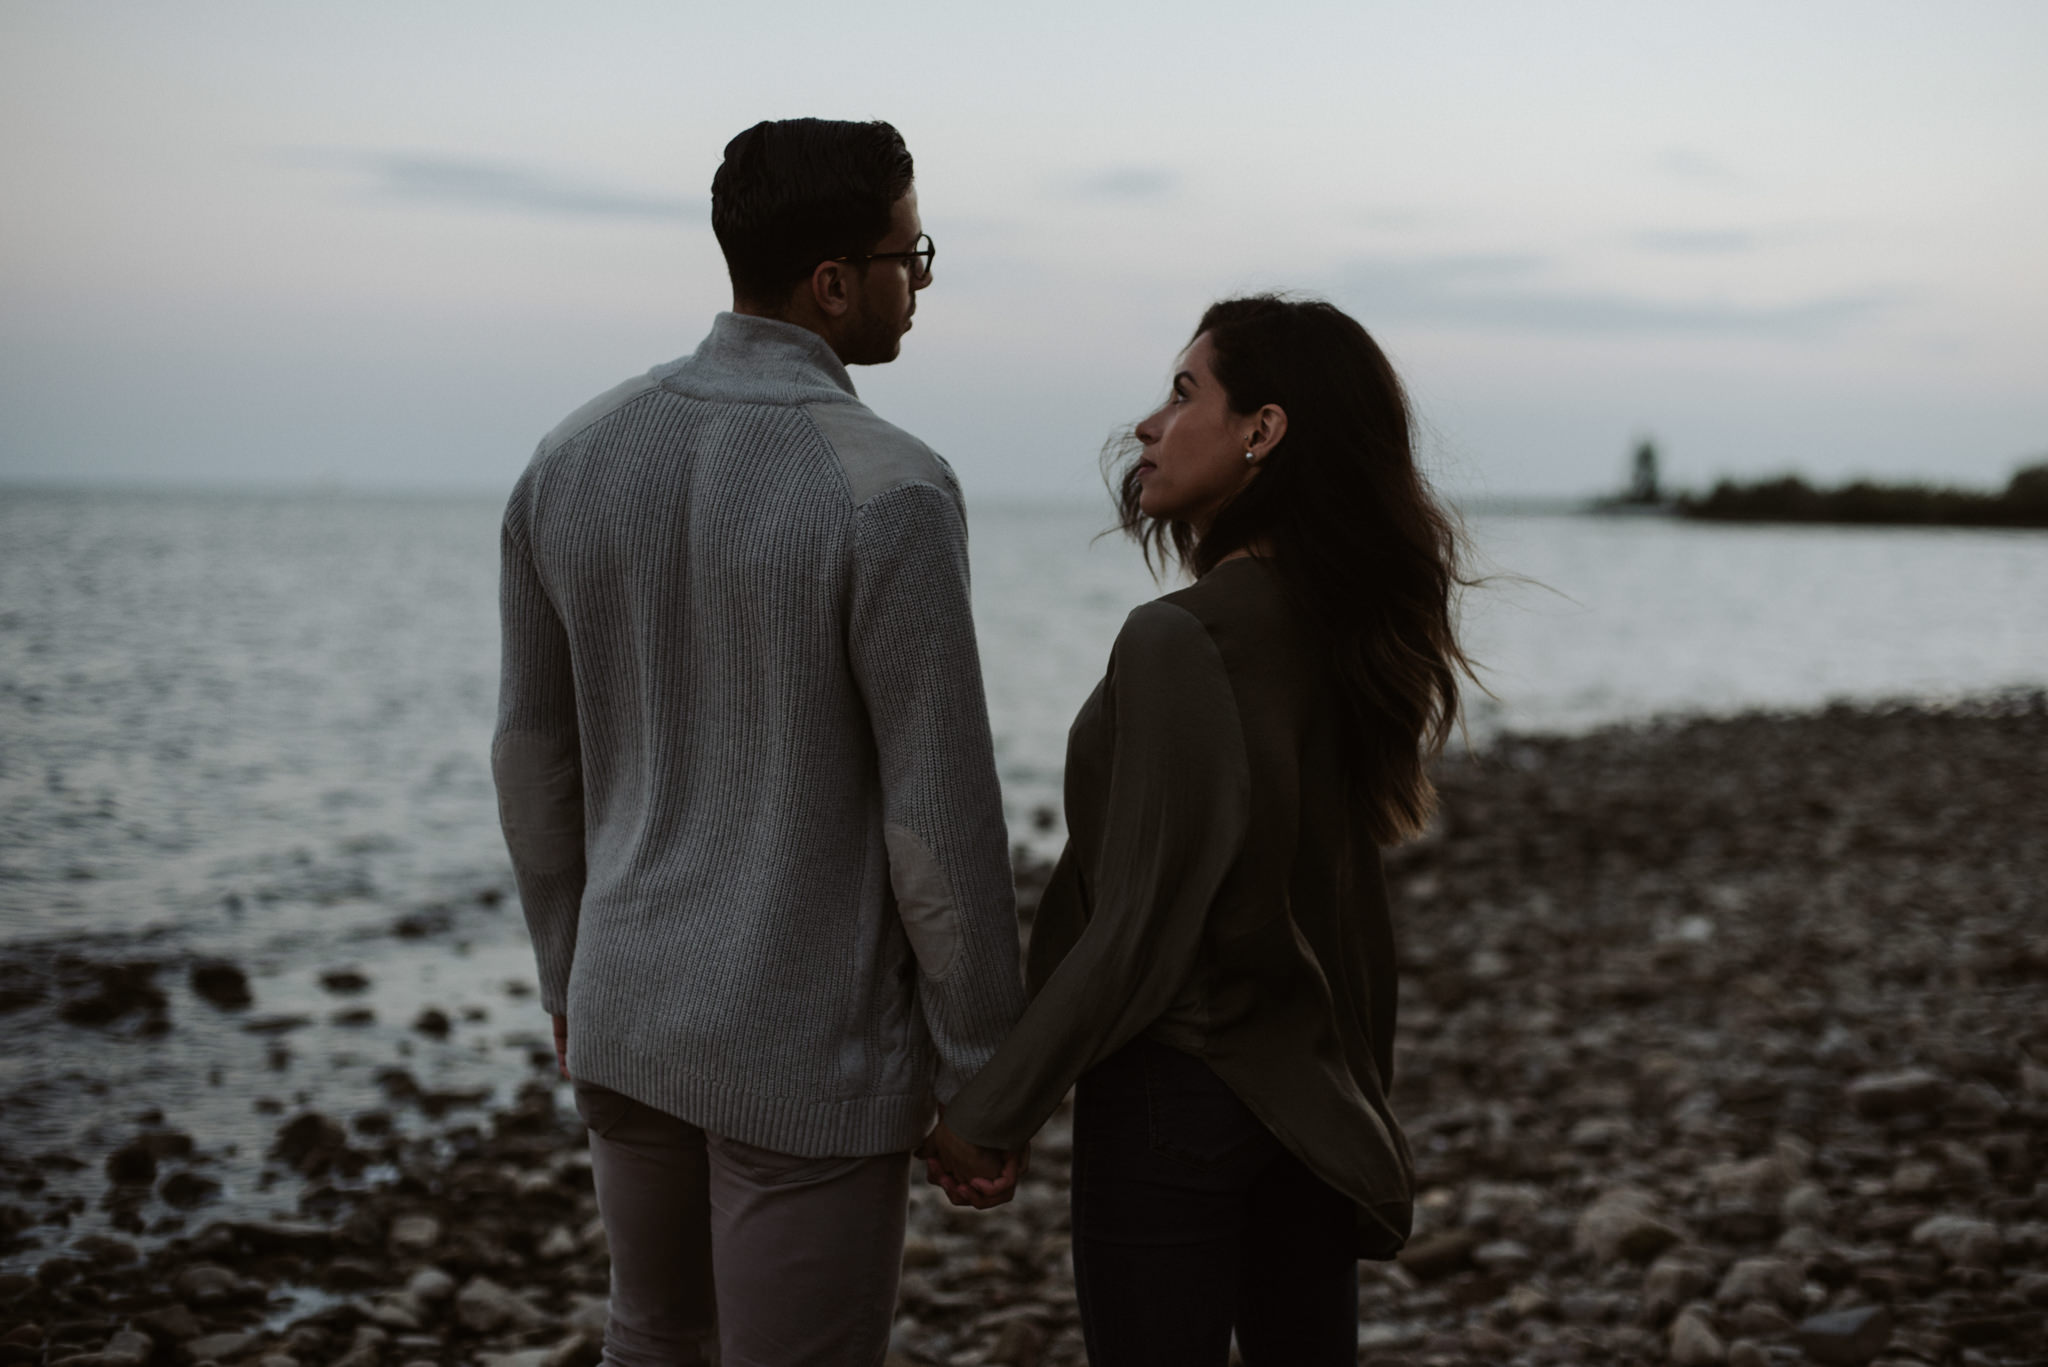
[{"left": 2, "top": 694, "right": 2042, "bottom": 1365}]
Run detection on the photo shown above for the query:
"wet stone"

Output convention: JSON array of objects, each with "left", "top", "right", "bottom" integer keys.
[
  {"left": 159, "top": 1171, "right": 222, "bottom": 1208},
  {"left": 189, "top": 962, "right": 251, "bottom": 1010},
  {"left": 1847, "top": 1070, "right": 1949, "bottom": 1121},
  {"left": 133, "top": 1307, "right": 203, "bottom": 1343},
  {"left": 1670, "top": 1306, "right": 1726, "bottom": 1366},
  {"left": 1715, "top": 1255, "right": 1804, "bottom": 1310},
  {"left": 1911, "top": 1213, "right": 2002, "bottom": 1268},
  {"left": 103, "top": 1142, "right": 157, "bottom": 1187},
  {"left": 1795, "top": 1304, "right": 1893, "bottom": 1365},
  {"left": 168, "top": 1262, "right": 246, "bottom": 1305},
  {"left": 455, "top": 1275, "right": 545, "bottom": 1334},
  {"left": 387, "top": 1213, "right": 440, "bottom": 1255},
  {"left": 1574, "top": 1186, "right": 1683, "bottom": 1265},
  {"left": 179, "top": 1333, "right": 258, "bottom": 1366}
]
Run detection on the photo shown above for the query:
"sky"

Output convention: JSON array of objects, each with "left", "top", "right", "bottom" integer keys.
[{"left": 2, "top": 0, "right": 2045, "bottom": 501}]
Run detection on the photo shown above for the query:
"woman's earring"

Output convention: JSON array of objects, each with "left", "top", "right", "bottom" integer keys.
[{"left": 1244, "top": 444, "right": 1258, "bottom": 464}]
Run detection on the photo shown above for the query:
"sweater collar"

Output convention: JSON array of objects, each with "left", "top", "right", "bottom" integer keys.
[{"left": 659, "top": 312, "right": 860, "bottom": 406}]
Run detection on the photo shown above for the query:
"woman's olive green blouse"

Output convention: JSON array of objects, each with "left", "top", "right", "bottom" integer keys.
[{"left": 944, "top": 557, "right": 1414, "bottom": 1255}]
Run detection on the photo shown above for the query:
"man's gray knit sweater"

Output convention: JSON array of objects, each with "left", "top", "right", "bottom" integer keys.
[{"left": 493, "top": 312, "right": 1025, "bottom": 1158}]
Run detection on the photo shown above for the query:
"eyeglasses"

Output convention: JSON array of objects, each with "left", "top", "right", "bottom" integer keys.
[{"left": 833, "top": 233, "right": 935, "bottom": 284}]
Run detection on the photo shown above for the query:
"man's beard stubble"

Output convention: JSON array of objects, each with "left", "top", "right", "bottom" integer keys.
[{"left": 842, "top": 290, "right": 907, "bottom": 367}]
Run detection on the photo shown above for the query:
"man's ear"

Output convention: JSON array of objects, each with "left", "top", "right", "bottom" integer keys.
[{"left": 806, "top": 260, "right": 854, "bottom": 319}]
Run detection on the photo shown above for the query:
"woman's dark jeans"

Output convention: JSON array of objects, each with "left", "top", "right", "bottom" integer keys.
[{"left": 1070, "top": 1036, "right": 1359, "bottom": 1366}]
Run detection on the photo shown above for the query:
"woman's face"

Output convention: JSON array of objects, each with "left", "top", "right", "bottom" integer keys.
[{"left": 1132, "top": 332, "right": 1262, "bottom": 528}]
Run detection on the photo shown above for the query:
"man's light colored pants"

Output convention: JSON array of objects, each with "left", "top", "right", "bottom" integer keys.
[{"left": 574, "top": 1080, "right": 910, "bottom": 1367}]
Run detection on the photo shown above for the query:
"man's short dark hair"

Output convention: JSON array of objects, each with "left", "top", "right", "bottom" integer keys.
[{"left": 711, "top": 119, "right": 915, "bottom": 303}]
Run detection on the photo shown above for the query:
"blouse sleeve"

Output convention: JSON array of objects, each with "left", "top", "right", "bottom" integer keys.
[{"left": 942, "top": 599, "right": 1251, "bottom": 1150}]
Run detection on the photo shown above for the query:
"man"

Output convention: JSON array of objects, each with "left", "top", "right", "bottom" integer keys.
[{"left": 492, "top": 118, "right": 1025, "bottom": 1367}]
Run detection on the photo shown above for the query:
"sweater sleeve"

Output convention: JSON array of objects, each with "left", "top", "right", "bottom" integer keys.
[
  {"left": 491, "top": 470, "right": 586, "bottom": 1014},
  {"left": 848, "top": 480, "right": 1027, "bottom": 1103},
  {"left": 943, "top": 600, "right": 1251, "bottom": 1150}
]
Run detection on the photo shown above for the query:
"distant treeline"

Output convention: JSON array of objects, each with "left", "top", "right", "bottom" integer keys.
[{"left": 1675, "top": 461, "right": 2048, "bottom": 528}]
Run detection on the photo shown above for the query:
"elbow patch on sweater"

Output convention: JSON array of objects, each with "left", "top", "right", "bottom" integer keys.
[
  {"left": 884, "top": 823, "right": 962, "bottom": 981},
  {"left": 492, "top": 732, "right": 585, "bottom": 876}
]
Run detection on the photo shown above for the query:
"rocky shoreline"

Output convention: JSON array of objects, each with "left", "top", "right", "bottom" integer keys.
[{"left": 3, "top": 693, "right": 2044, "bottom": 1366}]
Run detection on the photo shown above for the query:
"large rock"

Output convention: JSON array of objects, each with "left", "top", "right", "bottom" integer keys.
[
  {"left": 1794, "top": 1305, "right": 1892, "bottom": 1365},
  {"left": 1910, "top": 1213, "right": 2001, "bottom": 1267},
  {"left": 1573, "top": 1186, "right": 1683, "bottom": 1264},
  {"left": 455, "top": 1276, "right": 546, "bottom": 1334},
  {"left": 1845, "top": 1069, "right": 1947, "bottom": 1120}
]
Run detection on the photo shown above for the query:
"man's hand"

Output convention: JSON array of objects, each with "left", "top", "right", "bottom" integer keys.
[
  {"left": 916, "top": 1118, "right": 1026, "bottom": 1209},
  {"left": 552, "top": 1013, "right": 569, "bottom": 1080}
]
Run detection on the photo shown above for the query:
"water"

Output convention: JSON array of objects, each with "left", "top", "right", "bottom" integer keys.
[{"left": 2, "top": 488, "right": 2045, "bottom": 1263}]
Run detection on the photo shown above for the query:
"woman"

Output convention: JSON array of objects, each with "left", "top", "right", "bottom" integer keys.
[{"left": 930, "top": 295, "right": 1475, "bottom": 1364}]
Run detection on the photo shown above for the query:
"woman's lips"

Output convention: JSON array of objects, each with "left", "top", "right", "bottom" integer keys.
[{"left": 1136, "top": 460, "right": 1156, "bottom": 478}]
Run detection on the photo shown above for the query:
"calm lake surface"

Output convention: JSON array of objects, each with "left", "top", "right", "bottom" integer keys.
[{"left": 2, "top": 487, "right": 2044, "bottom": 1262}]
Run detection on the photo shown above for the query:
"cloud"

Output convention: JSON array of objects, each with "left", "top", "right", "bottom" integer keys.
[
  {"left": 1634, "top": 228, "right": 1761, "bottom": 254},
  {"left": 1333, "top": 254, "right": 1886, "bottom": 337},
  {"left": 285, "top": 149, "right": 703, "bottom": 221},
  {"left": 1656, "top": 146, "right": 1737, "bottom": 180},
  {"left": 1066, "top": 166, "right": 1178, "bottom": 201}
]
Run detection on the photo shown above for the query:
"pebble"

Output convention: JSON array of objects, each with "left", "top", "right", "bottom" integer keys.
[
  {"left": 1726, "top": 1340, "right": 1769, "bottom": 1367},
  {"left": 189, "top": 962, "right": 252, "bottom": 1010},
  {"left": 159, "top": 1171, "right": 222, "bottom": 1208},
  {"left": 1794, "top": 1304, "right": 1893, "bottom": 1365},
  {"left": 406, "top": 1266, "right": 456, "bottom": 1301},
  {"left": 1670, "top": 1305, "right": 1727, "bottom": 1366},
  {"left": 387, "top": 1212, "right": 441, "bottom": 1255},
  {"left": 1847, "top": 1069, "right": 1949, "bottom": 1121},
  {"left": 1715, "top": 1255, "right": 1804, "bottom": 1309},
  {"left": 133, "top": 1307, "right": 202, "bottom": 1342},
  {"left": 179, "top": 1333, "right": 257, "bottom": 1366},
  {"left": 4, "top": 701, "right": 2044, "bottom": 1367},
  {"left": 1910, "top": 1213, "right": 2002, "bottom": 1268},
  {"left": 1643, "top": 1252, "right": 1715, "bottom": 1324},
  {"left": 167, "top": 1263, "right": 244, "bottom": 1305},
  {"left": 455, "top": 1276, "right": 546, "bottom": 1334},
  {"left": 1573, "top": 1186, "right": 1683, "bottom": 1264}
]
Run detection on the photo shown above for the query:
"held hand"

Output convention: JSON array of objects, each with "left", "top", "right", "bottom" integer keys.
[
  {"left": 551, "top": 1013, "right": 569, "bottom": 1080},
  {"left": 916, "top": 1119, "right": 1025, "bottom": 1209}
]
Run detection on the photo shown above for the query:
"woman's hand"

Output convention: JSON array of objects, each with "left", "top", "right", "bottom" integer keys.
[
  {"left": 917, "top": 1116, "right": 1027, "bottom": 1209},
  {"left": 552, "top": 1013, "right": 569, "bottom": 1079}
]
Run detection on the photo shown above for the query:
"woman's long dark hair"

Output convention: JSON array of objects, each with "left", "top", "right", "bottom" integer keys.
[{"left": 1108, "top": 294, "right": 1476, "bottom": 845}]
